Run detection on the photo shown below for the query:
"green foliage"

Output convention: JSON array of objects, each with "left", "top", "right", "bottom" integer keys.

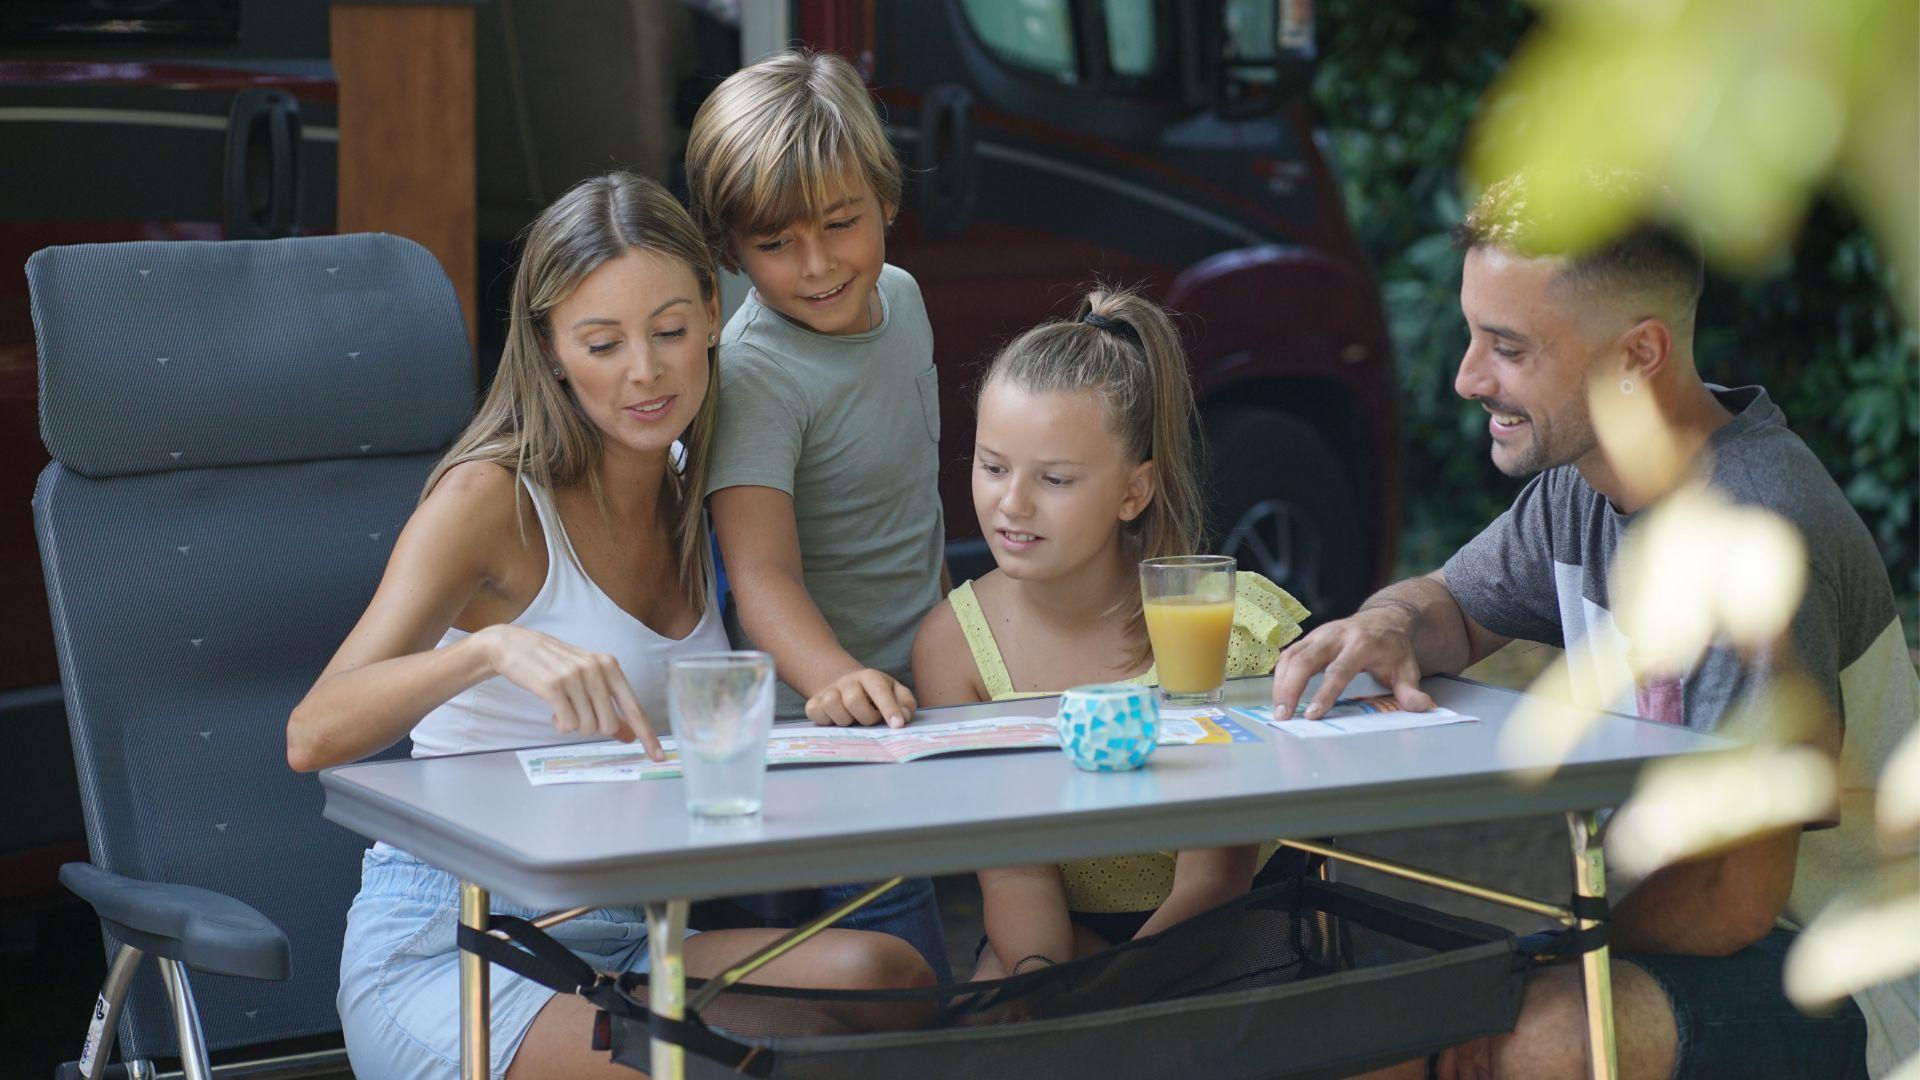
[{"left": 1312, "top": 0, "right": 1919, "bottom": 627}]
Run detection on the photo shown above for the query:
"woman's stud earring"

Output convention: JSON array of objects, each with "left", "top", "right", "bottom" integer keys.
[
  {"left": 552, "top": 367, "right": 563, "bottom": 378},
  {"left": 708, "top": 332, "right": 717, "bottom": 344},
  {"left": 1620, "top": 378, "right": 1635, "bottom": 395}
]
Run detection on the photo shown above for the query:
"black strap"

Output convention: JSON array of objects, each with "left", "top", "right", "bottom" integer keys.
[
  {"left": 1570, "top": 894, "right": 1611, "bottom": 922},
  {"left": 459, "top": 916, "right": 768, "bottom": 1071},
  {"left": 1530, "top": 922, "right": 1612, "bottom": 962},
  {"left": 648, "top": 1010, "right": 775, "bottom": 1077},
  {"left": 1526, "top": 893, "right": 1612, "bottom": 964},
  {"left": 457, "top": 915, "right": 600, "bottom": 997}
]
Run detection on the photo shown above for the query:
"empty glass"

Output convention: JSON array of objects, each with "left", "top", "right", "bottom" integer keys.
[
  {"left": 1140, "top": 555, "right": 1237, "bottom": 706},
  {"left": 665, "top": 651, "right": 775, "bottom": 820}
]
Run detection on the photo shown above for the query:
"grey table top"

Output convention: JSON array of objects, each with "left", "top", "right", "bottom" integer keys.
[{"left": 319, "top": 674, "right": 1725, "bottom": 909}]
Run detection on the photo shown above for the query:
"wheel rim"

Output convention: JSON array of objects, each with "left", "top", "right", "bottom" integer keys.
[{"left": 1220, "top": 498, "right": 1326, "bottom": 614}]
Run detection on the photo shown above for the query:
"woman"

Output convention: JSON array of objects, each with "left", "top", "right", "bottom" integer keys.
[{"left": 288, "top": 172, "right": 933, "bottom": 1080}]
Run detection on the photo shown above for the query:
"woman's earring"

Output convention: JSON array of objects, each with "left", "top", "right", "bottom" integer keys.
[
  {"left": 1620, "top": 378, "right": 1635, "bottom": 395},
  {"left": 708, "top": 332, "right": 717, "bottom": 344},
  {"left": 552, "top": 366, "right": 563, "bottom": 379}
]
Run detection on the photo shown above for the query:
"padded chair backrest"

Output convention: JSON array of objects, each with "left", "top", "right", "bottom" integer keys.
[{"left": 28, "top": 235, "right": 474, "bottom": 1059}]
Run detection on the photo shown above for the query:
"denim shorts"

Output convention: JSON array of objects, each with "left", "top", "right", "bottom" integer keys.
[
  {"left": 338, "top": 843, "right": 695, "bottom": 1080},
  {"left": 1523, "top": 928, "right": 1868, "bottom": 1079}
]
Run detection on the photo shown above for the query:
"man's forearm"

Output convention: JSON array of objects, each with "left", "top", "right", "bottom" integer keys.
[
  {"left": 731, "top": 566, "right": 863, "bottom": 697},
  {"left": 1609, "top": 831, "right": 1798, "bottom": 956},
  {"left": 1356, "top": 572, "right": 1479, "bottom": 677}
]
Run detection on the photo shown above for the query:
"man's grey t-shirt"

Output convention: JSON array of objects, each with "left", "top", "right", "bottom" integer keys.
[
  {"left": 1444, "top": 385, "right": 1918, "bottom": 1076},
  {"left": 706, "top": 263, "right": 944, "bottom": 716}
]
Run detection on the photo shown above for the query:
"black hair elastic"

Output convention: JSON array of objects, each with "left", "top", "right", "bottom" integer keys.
[{"left": 1081, "top": 310, "right": 1143, "bottom": 349}]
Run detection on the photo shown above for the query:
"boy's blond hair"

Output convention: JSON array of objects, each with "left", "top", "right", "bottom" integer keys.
[{"left": 685, "top": 49, "right": 902, "bottom": 270}]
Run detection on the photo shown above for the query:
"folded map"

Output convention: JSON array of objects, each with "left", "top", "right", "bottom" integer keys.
[{"left": 518, "top": 712, "right": 1241, "bottom": 785}]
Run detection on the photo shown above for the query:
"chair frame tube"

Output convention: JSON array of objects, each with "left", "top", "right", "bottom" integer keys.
[
  {"left": 80, "top": 942, "right": 144, "bottom": 1080},
  {"left": 156, "top": 957, "right": 213, "bottom": 1080}
]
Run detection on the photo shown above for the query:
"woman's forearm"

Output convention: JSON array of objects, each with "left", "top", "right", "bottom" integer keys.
[{"left": 287, "top": 629, "right": 499, "bottom": 771}]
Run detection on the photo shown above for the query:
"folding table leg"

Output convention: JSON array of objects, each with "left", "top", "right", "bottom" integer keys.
[
  {"left": 646, "top": 900, "right": 690, "bottom": 1080},
  {"left": 1567, "top": 811, "right": 1619, "bottom": 1080},
  {"left": 459, "top": 880, "right": 491, "bottom": 1080}
]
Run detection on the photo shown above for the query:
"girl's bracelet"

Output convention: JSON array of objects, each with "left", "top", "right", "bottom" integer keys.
[{"left": 1011, "top": 954, "right": 1055, "bottom": 974}]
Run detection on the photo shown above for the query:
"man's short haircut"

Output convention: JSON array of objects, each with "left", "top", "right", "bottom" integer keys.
[
  {"left": 685, "top": 49, "right": 902, "bottom": 270},
  {"left": 1452, "top": 171, "right": 1706, "bottom": 324}
]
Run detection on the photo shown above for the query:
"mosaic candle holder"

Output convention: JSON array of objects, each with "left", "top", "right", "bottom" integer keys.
[{"left": 1056, "top": 683, "right": 1160, "bottom": 772}]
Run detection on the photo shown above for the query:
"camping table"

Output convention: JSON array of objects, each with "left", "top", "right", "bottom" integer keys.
[{"left": 320, "top": 674, "right": 1726, "bottom": 1080}]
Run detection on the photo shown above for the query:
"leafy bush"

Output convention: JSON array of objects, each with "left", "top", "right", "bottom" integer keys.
[{"left": 1313, "top": 0, "right": 1918, "bottom": 631}]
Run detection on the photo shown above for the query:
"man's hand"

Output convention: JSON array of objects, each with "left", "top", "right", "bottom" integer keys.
[
  {"left": 806, "top": 668, "right": 916, "bottom": 728},
  {"left": 1271, "top": 605, "right": 1436, "bottom": 720}
]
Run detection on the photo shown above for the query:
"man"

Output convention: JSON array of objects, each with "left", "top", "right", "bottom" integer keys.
[{"left": 1275, "top": 173, "right": 1918, "bottom": 1078}]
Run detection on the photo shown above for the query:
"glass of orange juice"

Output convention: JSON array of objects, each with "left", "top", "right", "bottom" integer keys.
[{"left": 1140, "top": 555, "right": 1236, "bottom": 706}]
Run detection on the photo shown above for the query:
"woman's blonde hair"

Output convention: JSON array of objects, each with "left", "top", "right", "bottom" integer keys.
[
  {"left": 981, "top": 288, "right": 1207, "bottom": 660},
  {"left": 684, "top": 48, "right": 902, "bottom": 269},
  {"left": 424, "top": 171, "right": 719, "bottom": 606}
]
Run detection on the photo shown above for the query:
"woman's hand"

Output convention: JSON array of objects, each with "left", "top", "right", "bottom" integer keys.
[
  {"left": 478, "top": 625, "right": 664, "bottom": 758},
  {"left": 806, "top": 668, "right": 917, "bottom": 728}
]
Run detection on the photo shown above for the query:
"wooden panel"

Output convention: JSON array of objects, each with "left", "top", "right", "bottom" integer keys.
[{"left": 332, "top": 3, "right": 478, "bottom": 349}]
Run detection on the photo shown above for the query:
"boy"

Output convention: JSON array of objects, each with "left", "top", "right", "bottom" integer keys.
[{"left": 686, "top": 47, "right": 950, "bottom": 979}]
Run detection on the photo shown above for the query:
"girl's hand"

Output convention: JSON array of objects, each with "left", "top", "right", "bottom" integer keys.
[
  {"left": 478, "top": 625, "right": 664, "bottom": 759},
  {"left": 806, "top": 668, "right": 916, "bottom": 728}
]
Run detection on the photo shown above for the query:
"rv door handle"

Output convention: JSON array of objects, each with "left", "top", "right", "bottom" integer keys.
[
  {"left": 223, "top": 88, "right": 303, "bottom": 240},
  {"left": 916, "top": 83, "right": 975, "bottom": 237}
]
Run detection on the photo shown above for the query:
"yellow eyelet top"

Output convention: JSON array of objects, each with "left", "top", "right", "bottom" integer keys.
[{"left": 948, "top": 571, "right": 1309, "bottom": 913}]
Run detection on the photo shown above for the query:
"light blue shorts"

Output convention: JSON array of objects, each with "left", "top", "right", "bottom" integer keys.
[{"left": 338, "top": 843, "right": 693, "bottom": 1080}]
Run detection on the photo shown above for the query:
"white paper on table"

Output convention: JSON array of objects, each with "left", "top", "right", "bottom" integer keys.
[
  {"left": 517, "top": 738, "right": 684, "bottom": 785},
  {"left": 1230, "top": 695, "right": 1478, "bottom": 739}
]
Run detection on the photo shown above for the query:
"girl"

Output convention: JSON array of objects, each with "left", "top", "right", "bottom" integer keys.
[
  {"left": 910, "top": 288, "right": 1310, "bottom": 980},
  {"left": 287, "top": 173, "right": 933, "bottom": 1080}
]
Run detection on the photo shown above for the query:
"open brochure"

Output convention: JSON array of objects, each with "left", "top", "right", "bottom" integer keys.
[
  {"left": 518, "top": 711, "right": 1246, "bottom": 786},
  {"left": 1229, "top": 694, "right": 1478, "bottom": 739}
]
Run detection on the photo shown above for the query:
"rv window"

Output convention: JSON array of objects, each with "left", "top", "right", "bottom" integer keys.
[
  {"left": 1101, "top": 0, "right": 1158, "bottom": 77},
  {"left": 1225, "top": 0, "right": 1280, "bottom": 74},
  {"left": 961, "top": 0, "right": 1078, "bottom": 83}
]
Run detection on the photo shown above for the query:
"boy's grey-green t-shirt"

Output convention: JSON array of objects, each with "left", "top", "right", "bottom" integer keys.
[{"left": 706, "top": 263, "right": 945, "bottom": 716}]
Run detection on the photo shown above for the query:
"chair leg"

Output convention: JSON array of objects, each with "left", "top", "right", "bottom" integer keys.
[
  {"left": 77, "top": 943, "right": 143, "bottom": 1080},
  {"left": 155, "top": 957, "right": 213, "bottom": 1080}
]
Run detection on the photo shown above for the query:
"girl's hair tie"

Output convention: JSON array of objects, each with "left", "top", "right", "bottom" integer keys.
[{"left": 1081, "top": 310, "right": 1143, "bottom": 349}]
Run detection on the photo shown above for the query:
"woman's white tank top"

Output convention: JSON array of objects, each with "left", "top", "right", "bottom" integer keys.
[{"left": 408, "top": 477, "right": 729, "bottom": 758}]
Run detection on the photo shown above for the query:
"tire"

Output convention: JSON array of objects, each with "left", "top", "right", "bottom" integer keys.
[{"left": 1203, "top": 406, "right": 1371, "bottom": 622}]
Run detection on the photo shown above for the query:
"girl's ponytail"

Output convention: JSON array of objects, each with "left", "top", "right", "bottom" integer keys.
[{"left": 1075, "top": 289, "right": 1205, "bottom": 563}]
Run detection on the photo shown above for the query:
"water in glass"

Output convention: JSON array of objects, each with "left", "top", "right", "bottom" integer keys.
[{"left": 666, "top": 651, "right": 775, "bottom": 820}]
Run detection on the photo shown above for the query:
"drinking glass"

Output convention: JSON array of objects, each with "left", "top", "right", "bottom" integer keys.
[
  {"left": 665, "top": 651, "right": 775, "bottom": 820},
  {"left": 1139, "top": 555, "right": 1237, "bottom": 706}
]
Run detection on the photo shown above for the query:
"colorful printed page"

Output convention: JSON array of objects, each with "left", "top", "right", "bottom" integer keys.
[
  {"left": 1229, "top": 694, "right": 1478, "bottom": 739},
  {"left": 517, "top": 711, "right": 1240, "bottom": 785}
]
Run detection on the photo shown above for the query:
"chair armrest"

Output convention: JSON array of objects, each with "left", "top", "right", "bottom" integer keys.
[{"left": 60, "top": 863, "right": 290, "bottom": 981}]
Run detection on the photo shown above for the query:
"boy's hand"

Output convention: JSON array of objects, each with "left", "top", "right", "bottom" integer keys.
[{"left": 807, "top": 668, "right": 916, "bottom": 728}]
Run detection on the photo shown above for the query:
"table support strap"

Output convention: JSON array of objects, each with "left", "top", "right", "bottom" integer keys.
[
  {"left": 689, "top": 875, "right": 906, "bottom": 1011},
  {"left": 1279, "top": 839, "right": 1575, "bottom": 923}
]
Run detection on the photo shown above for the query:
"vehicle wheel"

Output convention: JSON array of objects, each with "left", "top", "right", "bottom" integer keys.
[{"left": 1202, "top": 406, "right": 1371, "bottom": 621}]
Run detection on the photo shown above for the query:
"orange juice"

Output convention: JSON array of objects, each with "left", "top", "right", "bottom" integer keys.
[{"left": 1143, "top": 595, "right": 1235, "bottom": 693}]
